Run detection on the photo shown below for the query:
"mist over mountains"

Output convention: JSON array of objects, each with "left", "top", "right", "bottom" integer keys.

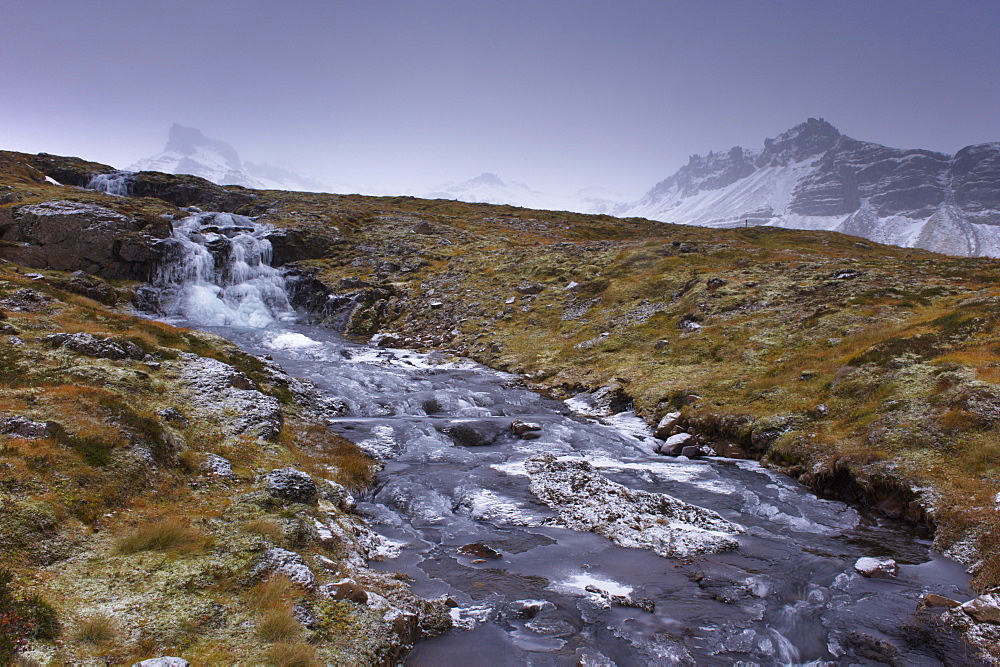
[
  {"left": 130, "top": 121, "right": 1000, "bottom": 257},
  {"left": 131, "top": 124, "right": 332, "bottom": 193}
]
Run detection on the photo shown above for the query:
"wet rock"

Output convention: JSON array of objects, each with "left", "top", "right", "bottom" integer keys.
[
  {"left": 510, "top": 419, "right": 542, "bottom": 439},
  {"left": 458, "top": 543, "right": 502, "bottom": 560},
  {"left": 136, "top": 659, "right": 190, "bottom": 667},
  {"left": 853, "top": 556, "right": 898, "bottom": 578},
  {"left": 247, "top": 547, "right": 316, "bottom": 589},
  {"left": 1, "top": 416, "right": 53, "bottom": 438},
  {"left": 653, "top": 411, "right": 682, "bottom": 439},
  {"left": 319, "top": 578, "right": 369, "bottom": 604},
  {"left": 440, "top": 420, "right": 507, "bottom": 447},
  {"left": 506, "top": 599, "right": 553, "bottom": 620},
  {"left": 265, "top": 467, "right": 319, "bottom": 505},
  {"left": 525, "top": 454, "right": 743, "bottom": 557},
  {"left": 585, "top": 585, "right": 655, "bottom": 613},
  {"left": 680, "top": 444, "right": 715, "bottom": 459},
  {"left": 656, "top": 431, "right": 692, "bottom": 455},
  {"left": 918, "top": 593, "right": 961, "bottom": 610},
  {"left": 957, "top": 591, "right": 1000, "bottom": 624}
]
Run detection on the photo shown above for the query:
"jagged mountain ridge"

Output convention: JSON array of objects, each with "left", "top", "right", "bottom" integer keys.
[
  {"left": 621, "top": 118, "right": 1000, "bottom": 257},
  {"left": 131, "top": 124, "right": 330, "bottom": 192}
]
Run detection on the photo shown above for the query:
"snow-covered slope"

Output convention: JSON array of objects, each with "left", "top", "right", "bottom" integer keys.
[
  {"left": 131, "top": 125, "right": 329, "bottom": 192},
  {"left": 620, "top": 119, "right": 1000, "bottom": 257}
]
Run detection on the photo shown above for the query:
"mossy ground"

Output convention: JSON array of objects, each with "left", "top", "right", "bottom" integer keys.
[{"left": 0, "top": 262, "right": 407, "bottom": 663}]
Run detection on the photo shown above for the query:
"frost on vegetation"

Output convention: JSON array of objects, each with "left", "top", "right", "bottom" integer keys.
[
  {"left": 179, "top": 353, "right": 282, "bottom": 439},
  {"left": 525, "top": 454, "right": 743, "bottom": 557},
  {"left": 249, "top": 547, "right": 316, "bottom": 588}
]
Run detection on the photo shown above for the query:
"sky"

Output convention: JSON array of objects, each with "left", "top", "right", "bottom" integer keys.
[{"left": 2, "top": 0, "right": 999, "bottom": 198}]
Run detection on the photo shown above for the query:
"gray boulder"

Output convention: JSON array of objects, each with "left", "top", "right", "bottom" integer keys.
[
  {"left": 136, "top": 659, "right": 190, "bottom": 667},
  {"left": 1, "top": 416, "right": 53, "bottom": 438},
  {"left": 265, "top": 468, "right": 319, "bottom": 505},
  {"left": 45, "top": 332, "right": 145, "bottom": 361}
]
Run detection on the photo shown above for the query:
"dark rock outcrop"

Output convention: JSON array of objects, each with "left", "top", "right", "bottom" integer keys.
[
  {"left": 0, "top": 200, "right": 169, "bottom": 279},
  {"left": 264, "top": 468, "right": 319, "bottom": 505}
]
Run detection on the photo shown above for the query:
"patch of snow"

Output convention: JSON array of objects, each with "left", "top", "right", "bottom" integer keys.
[
  {"left": 268, "top": 332, "right": 323, "bottom": 349},
  {"left": 550, "top": 572, "right": 633, "bottom": 597}
]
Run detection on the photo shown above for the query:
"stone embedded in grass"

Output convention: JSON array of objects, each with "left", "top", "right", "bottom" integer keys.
[
  {"left": 248, "top": 547, "right": 316, "bottom": 589},
  {"left": 265, "top": 467, "right": 319, "bottom": 505},
  {"left": 1, "top": 415, "right": 53, "bottom": 438}
]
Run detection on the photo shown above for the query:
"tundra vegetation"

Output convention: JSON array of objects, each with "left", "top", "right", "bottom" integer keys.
[{"left": 2, "top": 150, "right": 1000, "bottom": 660}]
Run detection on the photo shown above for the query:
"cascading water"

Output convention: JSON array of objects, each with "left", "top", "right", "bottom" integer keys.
[
  {"left": 141, "top": 209, "right": 976, "bottom": 665},
  {"left": 150, "top": 211, "right": 296, "bottom": 327},
  {"left": 86, "top": 170, "right": 134, "bottom": 196}
]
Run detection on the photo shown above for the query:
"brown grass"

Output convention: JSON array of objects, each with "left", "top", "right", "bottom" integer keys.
[
  {"left": 248, "top": 574, "right": 298, "bottom": 611},
  {"left": 116, "top": 517, "right": 206, "bottom": 554},
  {"left": 243, "top": 517, "right": 285, "bottom": 541},
  {"left": 74, "top": 612, "right": 116, "bottom": 644},
  {"left": 256, "top": 606, "right": 302, "bottom": 643},
  {"left": 267, "top": 642, "right": 318, "bottom": 666}
]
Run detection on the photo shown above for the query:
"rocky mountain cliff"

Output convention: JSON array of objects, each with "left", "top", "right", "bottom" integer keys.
[
  {"left": 621, "top": 118, "right": 1000, "bottom": 257},
  {"left": 131, "top": 124, "right": 330, "bottom": 192}
]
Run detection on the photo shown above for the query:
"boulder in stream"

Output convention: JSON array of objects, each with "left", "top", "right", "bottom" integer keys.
[{"left": 525, "top": 454, "right": 743, "bottom": 557}]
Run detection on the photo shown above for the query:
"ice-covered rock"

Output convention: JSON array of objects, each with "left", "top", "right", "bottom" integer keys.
[
  {"left": 853, "top": 557, "right": 899, "bottom": 578},
  {"left": 525, "top": 454, "right": 743, "bottom": 556},
  {"left": 136, "top": 659, "right": 190, "bottom": 667},
  {"left": 202, "top": 453, "right": 235, "bottom": 478}
]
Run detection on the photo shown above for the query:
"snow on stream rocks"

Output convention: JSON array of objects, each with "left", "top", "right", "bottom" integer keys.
[{"left": 524, "top": 454, "right": 744, "bottom": 557}]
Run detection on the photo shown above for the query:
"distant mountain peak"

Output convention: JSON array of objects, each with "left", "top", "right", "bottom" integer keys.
[
  {"left": 131, "top": 126, "right": 329, "bottom": 193},
  {"left": 623, "top": 119, "right": 1000, "bottom": 257}
]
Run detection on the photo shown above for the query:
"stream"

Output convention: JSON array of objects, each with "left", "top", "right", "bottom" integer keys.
[{"left": 144, "top": 209, "right": 975, "bottom": 665}]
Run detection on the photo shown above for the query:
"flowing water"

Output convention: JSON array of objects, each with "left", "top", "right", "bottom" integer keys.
[{"left": 145, "top": 211, "right": 976, "bottom": 665}]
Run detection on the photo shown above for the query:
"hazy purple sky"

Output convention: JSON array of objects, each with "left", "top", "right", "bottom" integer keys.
[{"left": 3, "top": 0, "right": 999, "bottom": 197}]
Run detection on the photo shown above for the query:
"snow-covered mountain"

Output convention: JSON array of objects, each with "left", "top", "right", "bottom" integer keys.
[
  {"left": 619, "top": 118, "right": 1000, "bottom": 257},
  {"left": 130, "top": 125, "right": 330, "bottom": 192}
]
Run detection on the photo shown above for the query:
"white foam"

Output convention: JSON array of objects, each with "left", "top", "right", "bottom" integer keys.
[
  {"left": 551, "top": 572, "right": 633, "bottom": 597},
  {"left": 268, "top": 332, "right": 322, "bottom": 349}
]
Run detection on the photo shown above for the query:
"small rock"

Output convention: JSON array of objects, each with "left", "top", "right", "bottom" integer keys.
[
  {"left": 854, "top": 557, "right": 899, "bottom": 578},
  {"left": 507, "top": 599, "right": 552, "bottom": 619},
  {"left": 412, "top": 221, "right": 433, "bottom": 234},
  {"left": 319, "top": 578, "right": 369, "bottom": 604},
  {"left": 458, "top": 542, "right": 502, "bottom": 560},
  {"left": 919, "top": 593, "right": 961, "bottom": 610},
  {"left": 0, "top": 324, "right": 18, "bottom": 335},
  {"left": 429, "top": 301, "right": 444, "bottom": 309},
  {"left": 265, "top": 468, "right": 319, "bottom": 505},
  {"left": 136, "top": 659, "right": 190, "bottom": 667},
  {"left": 319, "top": 479, "right": 356, "bottom": 512},
  {"left": 653, "top": 339, "right": 669, "bottom": 351},
  {"left": 707, "top": 277, "right": 727, "bottom": 289},
  {"left": 680, "top": 444, "right": 706, "bottom": 458},
  {"left": 510, "top": 420, "right": 542, "bottom": 439},
  {"left": 157, "top": 407, "right": 188, "bottom": 424},
  {"left": 515, "top": 281, "right": 544, "bottom": 295}
]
